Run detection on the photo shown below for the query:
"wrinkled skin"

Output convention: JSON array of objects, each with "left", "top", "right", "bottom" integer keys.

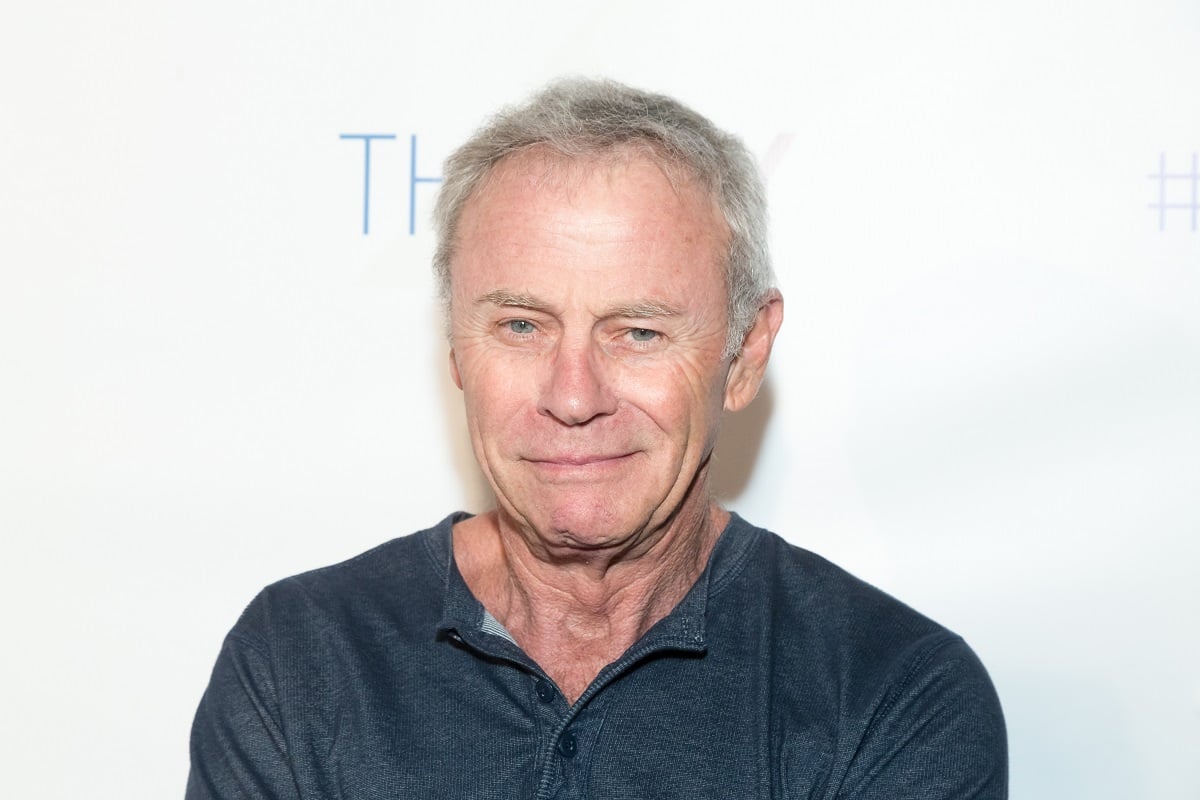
[{"left": 448, "top": 149, "right": 779, "bottom": 567}]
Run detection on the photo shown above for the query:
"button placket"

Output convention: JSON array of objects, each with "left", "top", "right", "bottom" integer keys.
[
  {"left": 535, "top": 678, "right": 556, "bottom": 704},
  {"left": 557, "top": 730, "right": 578, "bottom": 759}
]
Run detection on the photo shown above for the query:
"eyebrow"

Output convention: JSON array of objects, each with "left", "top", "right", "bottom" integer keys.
[
  {"left": 605, "top": 301, "right": 682, "bottom": 319},
  {"left": 475, "top": 291, "right": 683, "bottom": 320},
  {"left": 476, "top": 290, "right": 552, "bottom": 312}
]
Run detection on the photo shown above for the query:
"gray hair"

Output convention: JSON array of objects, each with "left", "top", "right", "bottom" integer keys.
[{"left": 432, "top": 77, "right": 775, "bottom": 357}]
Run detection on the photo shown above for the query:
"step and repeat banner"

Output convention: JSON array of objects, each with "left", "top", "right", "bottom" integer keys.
[{"left": 3, "top": 2, "right": 1197, "bottom": 798}]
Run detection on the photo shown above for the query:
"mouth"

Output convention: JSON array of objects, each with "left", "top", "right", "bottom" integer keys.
[{"left": 525, "top": 452, "right": 637, "bottom": 472}]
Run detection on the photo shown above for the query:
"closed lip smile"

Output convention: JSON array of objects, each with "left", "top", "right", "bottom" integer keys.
[{"left": 526, "top": 452, "right": 635, "bottom": 467}]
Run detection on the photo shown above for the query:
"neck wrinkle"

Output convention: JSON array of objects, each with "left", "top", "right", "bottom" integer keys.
[
  {"left": 505, "top": 502, "right": 723, "bottom": 644},
  {"left": 456, "top": 499, "right": 726, "bottom": 656}
]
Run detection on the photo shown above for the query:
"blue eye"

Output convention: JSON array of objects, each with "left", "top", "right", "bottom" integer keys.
[
  {"left": 507, "top": 319, "right": 536, "bottom": 335},
  {"left": 629, "top": 328, "right": 658, "bottom": 342}
]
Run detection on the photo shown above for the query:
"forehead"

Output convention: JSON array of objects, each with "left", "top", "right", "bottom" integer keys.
[
  {"left": 475, "top": 143, "right": 707, "bottom": 202},
  {"left": 451, "top": 147, "right": 729, "bottom": 287}
]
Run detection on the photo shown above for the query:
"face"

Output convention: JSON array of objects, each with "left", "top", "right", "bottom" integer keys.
[{"left": 448, "top": 150, "right": 768, "bottom": 553}]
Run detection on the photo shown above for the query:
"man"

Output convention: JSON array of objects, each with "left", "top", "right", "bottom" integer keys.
[{"left": 188, "top": 78, "right": 1006, "bottom": 799}]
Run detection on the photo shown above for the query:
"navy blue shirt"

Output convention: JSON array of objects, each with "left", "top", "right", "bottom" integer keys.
[{"left": 187, "top": 513, "right": 1006, "bottom": 799}]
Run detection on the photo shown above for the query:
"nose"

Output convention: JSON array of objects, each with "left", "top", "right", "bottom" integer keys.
[{"left": 538, "top": 339, "right": 618, "bottom": 425}]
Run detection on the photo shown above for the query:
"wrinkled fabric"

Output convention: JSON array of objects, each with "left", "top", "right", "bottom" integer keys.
[{"left": 188, "top": 513, "right": 1006, "bottom": 799}]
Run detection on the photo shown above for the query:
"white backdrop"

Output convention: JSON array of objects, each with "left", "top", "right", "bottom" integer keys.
[{"left": 2, "top": 2, "right": 1198, "bottom": 798}]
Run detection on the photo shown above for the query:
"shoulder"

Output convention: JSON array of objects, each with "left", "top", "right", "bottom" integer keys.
[
  {"left": 716, "top": 517, "right": 1001, "bottom": 718},
  {"left": 720, "top": 516, "right": 1007, "bottom": 797},
  {"left": 722, "top": 514, "right": 950, "bottom": 647},
  {"left": 227, "top": 513, "right": 464, "bottom": 647}
]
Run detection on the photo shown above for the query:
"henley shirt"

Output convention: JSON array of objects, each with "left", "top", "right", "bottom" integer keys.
[{"left": 187, "top": 512, "right": 1007, "bottom": 799}]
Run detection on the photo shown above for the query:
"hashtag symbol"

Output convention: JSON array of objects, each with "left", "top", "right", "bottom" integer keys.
[{"left": 1148, "top": 153, "right": 1198, "bottom": 231}]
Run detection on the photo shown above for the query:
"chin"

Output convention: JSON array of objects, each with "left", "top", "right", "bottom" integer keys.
[
  {"left": 546, "top": 506, "right": 626, "bottom": 543},
  {"left": 532, "top": 496, "right": 652, "bottom": 551}
]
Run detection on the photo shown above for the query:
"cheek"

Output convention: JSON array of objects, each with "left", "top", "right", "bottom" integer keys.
[
  {"left": 462, "top": 359, "right": 532, "bottom": 427},
  {"left": 618, "top": 363, "right": 720, "bottom": 430}
]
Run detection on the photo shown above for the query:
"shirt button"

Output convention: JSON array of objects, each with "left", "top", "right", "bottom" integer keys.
[
  {"left": 558, "top": 731, "right": 578, "bottom": 759},
  {"left": 534, "top": 679, "right": 556, "bottom": 704}
]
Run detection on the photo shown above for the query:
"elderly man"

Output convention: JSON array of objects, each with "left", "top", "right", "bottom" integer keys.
[{"left": 188, "top": 79, "right": 1007, "bottom": 799}]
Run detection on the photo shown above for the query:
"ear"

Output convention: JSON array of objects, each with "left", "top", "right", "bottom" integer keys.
[
  {"left": 448, "top": 348, "right": 463, "bottom": 390},
  {"left": 724, "top": 292, "right": 784, "bottom": 412}
]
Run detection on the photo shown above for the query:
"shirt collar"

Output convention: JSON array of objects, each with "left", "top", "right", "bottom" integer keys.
[{"left": 432, "top": 511, "right": 762, "bottom": 659}]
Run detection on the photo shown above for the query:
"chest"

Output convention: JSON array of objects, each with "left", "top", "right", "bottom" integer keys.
[{"left": 281, "top": 639, "right": 837, "bottom": 800}]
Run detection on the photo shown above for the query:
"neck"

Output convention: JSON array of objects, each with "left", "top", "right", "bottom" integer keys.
[{"left": 453, "top": 500, "right": 728, "bottom": 703}]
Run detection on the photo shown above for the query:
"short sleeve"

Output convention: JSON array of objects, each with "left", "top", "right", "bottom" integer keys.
[
  {"left": 837, "top": 637, "right": 1008, "bottom": 800},
  {"left": 186, "top": 631, "right": 302, "bottom": 800}
]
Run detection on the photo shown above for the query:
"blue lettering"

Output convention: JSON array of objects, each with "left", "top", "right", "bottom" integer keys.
[
  {"left": 340, "top": 133, "right": 397, "bottom": 235},
  {"left": 409, "top": 134, "right": 443, "bottom": 235}
]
